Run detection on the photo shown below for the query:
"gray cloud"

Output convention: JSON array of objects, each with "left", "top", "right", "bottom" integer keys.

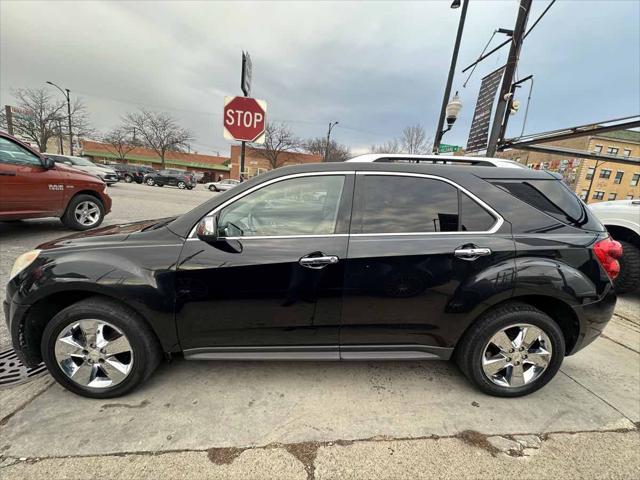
[{"left": 1, "top": 0, "right": 638, "bottom": 156}]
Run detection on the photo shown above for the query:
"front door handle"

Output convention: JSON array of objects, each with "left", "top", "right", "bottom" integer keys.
[
  {"left": 454, "top": 247, "right": 492, "bottom": 261},
  {"left": 299, "top": 255, "right": 339, "bottom": 269}
]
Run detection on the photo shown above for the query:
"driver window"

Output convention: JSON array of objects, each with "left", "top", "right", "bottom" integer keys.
[
  {"left": 0, "top": 137, "right": 42, "bottom": 167},
  {"left": 217, "top": 175, "right": 345, "bottom": 237}
]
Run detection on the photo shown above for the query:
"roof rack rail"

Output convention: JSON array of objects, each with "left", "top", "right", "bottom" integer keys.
[{"left": 345, "top": 154, "right": 527, "bottom": 169}]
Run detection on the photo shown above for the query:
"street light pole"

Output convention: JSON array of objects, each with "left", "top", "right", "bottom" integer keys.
[
  {"left": 433, "top": 0, "right": 469, "bottom": 154},
  {"left": 324, "top": 121, "right": 339, "bottom": 162},
  {"left": 46, "top": 81, "right": 74, "bottom": 155}
]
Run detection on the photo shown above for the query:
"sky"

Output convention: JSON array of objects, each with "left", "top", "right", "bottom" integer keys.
[{"left": 1, "top": 0, "right": 639, "bottom": 156}]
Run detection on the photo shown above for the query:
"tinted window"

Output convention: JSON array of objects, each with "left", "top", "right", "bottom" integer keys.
[
  {"left": 0, "top": 137, "right": 41, "bottom": 166},
  {"left": 218, "top": 175, "right": 345, "bottom": 237},
  {"left": 355, "top": 176, "right": 459, "bottom": 233},
  {"left": 460, "top": 193, "right": 496, "bottom": 231},
  {"left": 492, "top": 179, "right": 595, "bottom": 228}
]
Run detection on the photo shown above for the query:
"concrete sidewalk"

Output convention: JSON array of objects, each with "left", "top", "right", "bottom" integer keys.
[{"left": 1, "top": 304, "right": 638, "bottom": 479}]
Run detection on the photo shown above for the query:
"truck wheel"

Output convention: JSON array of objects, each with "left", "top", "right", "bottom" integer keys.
[
  {"left": 614, "top": 241, "right": 640, "bottom": 293},
  {"left": 61, "top": 194, "right": 105, "bottom": 230},
  {"left": 124, "top": 174, "right": 133, "bottom": 183},
  {"left": 146, "top": 178, "right": 155, "bottom": 186},
  {"left": 41, "top": 296, "right": 162, "bottom": 399},
  {"left": 454, "top": 302, "right": 565, "bottom": 397}
]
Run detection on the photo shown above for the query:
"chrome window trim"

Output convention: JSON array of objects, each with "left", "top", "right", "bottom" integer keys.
[
  {"left": 188, "top": 171, "right": 355, "bottom": 238},
  {"left": 188, "top": 170, "right": 504, "bottom": 239},
  {"left": 351, "top": 171, "right": 504, "bottom": 236}
]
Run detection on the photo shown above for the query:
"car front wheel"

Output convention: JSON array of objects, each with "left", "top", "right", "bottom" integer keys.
[
  {"left": 61, "top": 194, "right": 105, "bottom": 230},
  {"left": 177, "top": 181, "right": 186, "bottom": 189},
  {"left": 209, "top": 185, "right": 218, "bottom": 192},
  {"left": 124, "top": 174, "right": 133, "bottom": 183},
  {"left": 41, "top": 297, "right": 162, "bottom": 399},
  {"left": 455, "top": 302, "right": 565, "bottom": 397},
  {"left": 146, "top": 178, "right": 155, "bottom": 186},
  {"left": 614, "top": 240, "right": 640, "bottom": 293}
]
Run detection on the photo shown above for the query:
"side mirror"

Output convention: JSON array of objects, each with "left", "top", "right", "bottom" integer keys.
[
  {"left": 196, "top": 215, "right": 218, "bottom": 243},
  {"left": 42, "top": 157, "right": 55, "bottom": 169},
  {"left": 196, "top": 215, "right": 243, "bottom": 253}
]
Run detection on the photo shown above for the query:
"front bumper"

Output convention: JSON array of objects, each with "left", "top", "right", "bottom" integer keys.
[{"left": 569, "top": 285, "right": 617, "bottom": 355}]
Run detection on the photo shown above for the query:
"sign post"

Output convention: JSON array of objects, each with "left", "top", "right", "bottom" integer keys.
[{"left": 239, "top": 51, "right": 253, "bottom": 180}]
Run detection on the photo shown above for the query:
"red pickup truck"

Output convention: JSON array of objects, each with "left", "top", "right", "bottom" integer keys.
[{"left": 0, "top": 132, "right": 112, "bottom": 230}]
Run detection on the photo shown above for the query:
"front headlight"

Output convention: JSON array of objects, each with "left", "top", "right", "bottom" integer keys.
[{"left": 9, "top": 250, "right": 41, "bottom": 281}]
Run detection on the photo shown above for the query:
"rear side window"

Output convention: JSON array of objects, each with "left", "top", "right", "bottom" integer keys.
[
  {"left": 491, "top": 179, "right": 597, "bottom": 229},
  {"left": 353, "top": 175, "right": 496, "bottom": 234}
]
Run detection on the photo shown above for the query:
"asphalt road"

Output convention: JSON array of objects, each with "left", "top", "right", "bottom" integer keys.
[{"left": 0, "top": 182, "right": 638, "bottom": 479}]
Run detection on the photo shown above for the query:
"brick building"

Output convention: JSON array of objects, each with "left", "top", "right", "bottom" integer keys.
[
  {"left": 229, "top": 145, "right": 322, "bottom": 180},
  {"left": 498, "top": 129, "right": 640, "bottom": 203},
  {"left": 81, "top": 140, "right": 231, "bottom": 182}
]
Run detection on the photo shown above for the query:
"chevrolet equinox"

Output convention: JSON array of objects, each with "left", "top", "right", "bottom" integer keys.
[{"left": 5, "top": 161, "right": 620, "bottom": 398}]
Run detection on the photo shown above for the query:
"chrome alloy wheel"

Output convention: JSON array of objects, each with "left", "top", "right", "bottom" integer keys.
[
  {"left": 54, "top": 319, "right": 134, "bottom": 389},
  {"left": 74, "top": 200, "right": 101, "bottom": 227},
  {"left": 481, "top": 323, "right": 552, "bottom": 388}
]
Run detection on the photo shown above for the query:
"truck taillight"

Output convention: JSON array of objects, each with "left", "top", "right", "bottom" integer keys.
[{"left": 594, "top": 237, "right": 623, "bottom": 280}]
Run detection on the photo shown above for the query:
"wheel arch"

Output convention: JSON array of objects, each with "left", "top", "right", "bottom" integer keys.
[
  {"left": 455, "top": 295, "right": 580, "bottom": 356},
  {"left": 15, "top": 289, "right": 168, "bottom": 367},
  {"left": 605, "top": 224, "right": 640, "bottom": 247}
]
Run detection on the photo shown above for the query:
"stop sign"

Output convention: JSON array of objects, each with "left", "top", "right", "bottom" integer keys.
[{"left": 223, "top": 96, "right": 267, "bottom": 143}]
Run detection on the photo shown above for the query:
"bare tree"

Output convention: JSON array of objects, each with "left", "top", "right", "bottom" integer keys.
[
  {"left": 0, "top": 88, "right": 92, "bottom": 152},
  {"left": 251, "top": 122, "right": 301, "bottom": 169},
  {"left": 102, "top": 127, "right": 137, "bottom": 162},
  {"left": 122, "top": 109, "right": 193, "bottom": 167},
  {"left": 369, "top": 138, "right": 401, "bottom": 154},
  {"left": 400, "top": 124, "right": 431, "bottom": 154},
  {"left": 304, "top": 137, "right": 351, "bottom": 162}
]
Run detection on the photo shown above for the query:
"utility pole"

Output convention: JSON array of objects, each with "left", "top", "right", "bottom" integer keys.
[
  {"left": 4, "top": 105, "right": 14, "bottom": 135},
  {"left": 57, "top": 120, "right": 64, "bottom": 154},
  {"left": 46, "top": 81, "right": 74, "bottom": 155},
  {"left": 324, "top": 121, "right": 339, "bottom": 162},
  {"left": 486, "top": 0, "right": 532, "bottom": 156},
  {"left": 433, "top": 0, "right": 469, "bottom": 154}
]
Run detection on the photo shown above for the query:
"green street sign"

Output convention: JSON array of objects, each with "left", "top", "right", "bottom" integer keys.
[{"left": 439, "top": 143, "right": 461, "bottom": 154}]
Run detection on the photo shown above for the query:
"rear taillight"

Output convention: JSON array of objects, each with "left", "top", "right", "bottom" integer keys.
[{"left": 594, "top": 237, "right": 623, "bottom": 279}]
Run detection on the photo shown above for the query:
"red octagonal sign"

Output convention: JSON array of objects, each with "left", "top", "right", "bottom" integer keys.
[{"left": 223, "top": 96, "right": 267, "bottom": 143}]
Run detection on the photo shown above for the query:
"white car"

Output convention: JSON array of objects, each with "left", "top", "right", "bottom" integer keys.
[
  {"left": 590, "top": 199, "right": 640, "bottom": 293},
  {"left": 345, "top": 154, "right": 527, "bottom": 169},
  {"left": 49, "top": 154, "right": 119, "bottom": 186},
  {"left": 204, "top": 178, "right": 240, "bottom": 192}
]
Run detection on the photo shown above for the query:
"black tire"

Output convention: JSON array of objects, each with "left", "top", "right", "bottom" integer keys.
[
  {"left": 156, "top": 183, "right": 164, "bottom": 187},
  {"left": 61, "top": 194, "right": 105, "bottom": 231},
  {"left": 209, "top": 185, "right": 218, "bottom": 192},
  {"left": 177, "top": 181, "right": 186, "bottom": 189},
  {"left": 454, "top": 302, "right": 565, "bottom": 397},
  {"left": 41, "top": 296, "right": 162, "bottom": 399},
  {"left": 124, "top": 174, "right": 133, "bottom": 183},
  {"left": 614, "top": 241, "right": 640, "bottom": 294},
  {"left": 146, "top": 178, "right": 155, "bottom": 186}
]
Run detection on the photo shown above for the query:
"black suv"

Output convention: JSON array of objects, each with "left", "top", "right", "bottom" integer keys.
[
  {"left": 143, "top": 169, "right": 195, "bottom": 189},
  {"left": 109, "top": 163, "right": 155, "bottom": 184},
  {"left": 5, "top": 162, "right": 620, "bottom": 398}
]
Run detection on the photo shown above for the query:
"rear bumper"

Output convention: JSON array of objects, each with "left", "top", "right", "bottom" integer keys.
[{"left": 569, "top": 286, "right": 617, "bottom": 355}]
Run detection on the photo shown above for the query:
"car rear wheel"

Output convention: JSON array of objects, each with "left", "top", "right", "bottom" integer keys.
[
  {"left": 41, "top": 297, "right": 162, "bottom": 399},
  {"left": 146, "top": 178, "right": 155, "bottom": 186},
  {"left": 177, "top": 181, "right": 186, "bottom": 189},
  {"left": 614, "top": 241, "right": 640, "bottom": 293},
  {"left": 209, "top": 185, "right": 218, "bottom": 192},
  {"left": 124, "top": 174, "right": 133, "bottom": 183},
  {"left": 454, "top": 302, "right": 565, "bottom": 397},
  {"left": 61, "top": 194, "right": 105, "bottom": 230}
]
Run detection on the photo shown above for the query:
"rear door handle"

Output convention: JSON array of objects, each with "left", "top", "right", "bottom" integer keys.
[
  {"left": 454, "top": 247, "right": 492, "bottom": 261},
  {"left": 299, "top": 255, "right": 339, "bottom": 269}
]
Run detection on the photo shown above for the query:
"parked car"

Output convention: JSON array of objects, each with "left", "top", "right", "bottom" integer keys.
[
  {"left": 204, "top": 178, "right": 240, "bottom": 192},
  {"left": 143, "top": 169, "right": 195, "bottom": 189},
  {"left": 108, "top": 163, "right": 155, "bottom": 184},
  {"left": 589, "top": 199, "right": 640, "bottom": 293},
  {"left": 0, "top": 131, "right": 111, "bottom": 230},
  {"left": 6, "top": 161, "right": 619, "bottom": 399},
  {"left": 48, "top": 154, "right": 119, "bottom": 186}
]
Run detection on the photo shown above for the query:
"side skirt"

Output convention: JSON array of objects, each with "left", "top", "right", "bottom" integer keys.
[{"left": 183, "top": 345, "right": 453, "bottom": 361}]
